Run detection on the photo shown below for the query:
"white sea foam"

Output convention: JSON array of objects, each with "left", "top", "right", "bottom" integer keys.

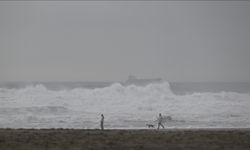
[{"left": 0, "top": 82, "right": 250, "bottom": 129}]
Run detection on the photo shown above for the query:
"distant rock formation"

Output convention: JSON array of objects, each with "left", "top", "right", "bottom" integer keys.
[{"left": 124, "top": 75, "right": 162, "bottom": 85}]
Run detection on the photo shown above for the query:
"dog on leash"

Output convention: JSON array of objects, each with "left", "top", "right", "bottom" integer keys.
[{"left": 146, "top": 124, "right": 155, "bottom": 128}]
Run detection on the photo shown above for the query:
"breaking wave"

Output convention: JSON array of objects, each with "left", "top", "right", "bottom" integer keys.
[{"left": 0, "top": 82, "right": 250, "bottom": 128}]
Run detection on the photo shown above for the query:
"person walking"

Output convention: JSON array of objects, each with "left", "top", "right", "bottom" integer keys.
[
  {"left": 100, "top": 114, "right": 104, "bottom": 130},
  {"left": 157, "top": 113, "right": 165, "bottom": 130}
]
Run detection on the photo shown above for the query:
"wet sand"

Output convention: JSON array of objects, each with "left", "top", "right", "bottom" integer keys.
[{"left": 0, "top": 128, "right": 250, "bottom": 150}]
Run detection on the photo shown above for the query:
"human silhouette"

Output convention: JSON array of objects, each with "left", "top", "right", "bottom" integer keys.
[
  {"left": 157, "top": 113, "right": 165, "bottom": 130},
  {"left": 100, "top": 114, "right": 104, "bottom": 130}
]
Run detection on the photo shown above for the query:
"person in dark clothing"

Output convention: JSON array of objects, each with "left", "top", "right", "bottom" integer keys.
[{"left": 101, "top": 114, "right": 104, "bottom": 130}]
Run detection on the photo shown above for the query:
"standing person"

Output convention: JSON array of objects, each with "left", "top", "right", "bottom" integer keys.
[
  {"left": 157, "top": 113, "right": 165, "bottom": 130},
  {"left": 100, "top": 114, "right": 104, "bottom": 130}
]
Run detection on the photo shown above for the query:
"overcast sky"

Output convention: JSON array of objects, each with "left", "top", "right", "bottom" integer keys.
[{"left": 0, "top": 1, "right": 250, "bottom": 82}]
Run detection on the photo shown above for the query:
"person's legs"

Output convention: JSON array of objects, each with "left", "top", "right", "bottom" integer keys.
[
  {"left": 160, "top": 123, "right": 165, "bottom": 129},
  {"left": 101, "top": 122, "right": 104, "bottom": 130},
  {"left": 157, "top": 123, "right": 160, "bottom": 130}
]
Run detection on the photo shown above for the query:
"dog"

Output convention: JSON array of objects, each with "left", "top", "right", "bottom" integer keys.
[{"left": 146, "top": 124, "right": 155, "bottom": 128}]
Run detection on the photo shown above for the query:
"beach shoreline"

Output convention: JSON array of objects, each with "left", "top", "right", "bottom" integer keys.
[{"left": 0, "top": 128, "right": 250, "bottom": 150}]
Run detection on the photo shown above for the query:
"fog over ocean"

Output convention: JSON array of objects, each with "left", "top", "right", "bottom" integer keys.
[{"left": 1, "top": 1, "right": 250, "bottom": 131}]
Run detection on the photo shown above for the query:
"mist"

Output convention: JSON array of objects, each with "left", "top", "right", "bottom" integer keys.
[{"left": 0, "top": 1, "right": 250, "bottom": 82}]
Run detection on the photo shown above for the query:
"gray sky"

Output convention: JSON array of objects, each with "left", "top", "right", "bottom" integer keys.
[{"left": 0, "top": 1, "right": 250, "bottom": 82}]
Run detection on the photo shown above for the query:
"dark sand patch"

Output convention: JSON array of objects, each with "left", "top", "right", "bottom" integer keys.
[{"left": 0, "top": 128, "right": 250, "bottom": 150}]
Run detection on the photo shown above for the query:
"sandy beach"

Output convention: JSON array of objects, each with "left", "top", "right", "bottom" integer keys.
[{"left": 0, "top": 128, "right": 250, "bottom": 150}]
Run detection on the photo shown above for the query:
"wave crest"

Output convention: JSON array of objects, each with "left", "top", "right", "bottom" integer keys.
[{"left": 1, "top": 82, "right": 250, "bottom": 128}]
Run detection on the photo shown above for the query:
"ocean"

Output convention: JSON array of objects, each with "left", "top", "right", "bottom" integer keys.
[{"left": 0, "top": 81, "right": 250, "bottom": 129}]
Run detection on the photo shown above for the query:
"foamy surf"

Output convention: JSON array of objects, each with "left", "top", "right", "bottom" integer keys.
[{"left": 0, "top": 82, "right": 250, "bottom": 129}]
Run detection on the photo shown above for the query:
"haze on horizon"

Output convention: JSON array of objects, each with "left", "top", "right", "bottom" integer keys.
[{"left": 0, "top": 1, "right": 250, "bottom": 82}]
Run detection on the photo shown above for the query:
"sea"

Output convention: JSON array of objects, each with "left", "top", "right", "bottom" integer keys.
[{"left": 0, "top": 81, "right": 250, "bottom": 129}]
